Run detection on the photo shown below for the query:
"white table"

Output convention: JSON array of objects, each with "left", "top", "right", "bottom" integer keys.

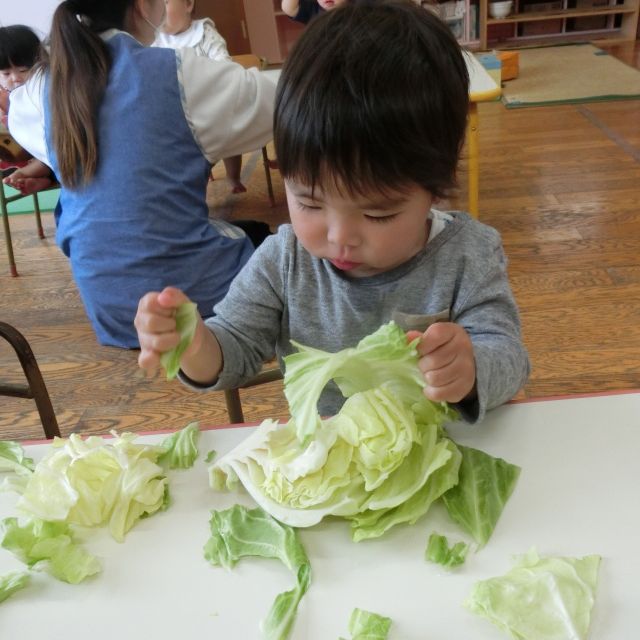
[{"left": 1, "top": 391, "right": 638, "bottom": 638}]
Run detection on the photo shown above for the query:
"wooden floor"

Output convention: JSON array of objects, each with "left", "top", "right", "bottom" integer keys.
[{"left": 2, "top": 43, "right": 639, "bottom": 441}]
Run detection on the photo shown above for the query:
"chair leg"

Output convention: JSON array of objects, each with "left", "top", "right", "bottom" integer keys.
[
  {"left": 33, "top": 192, "right": 45, "bottom": 239},
  {"left": 0, "top": 322, "right": 60, "bottom": 439},
  {"left": 0, "top": 185, "right": 19, "bottom": 277},
  {"left": 224, "top": 388, "right": 245, "bottom": 424},
  {"left": 261, "top": 146, "right": 276, "bottom": 208}
]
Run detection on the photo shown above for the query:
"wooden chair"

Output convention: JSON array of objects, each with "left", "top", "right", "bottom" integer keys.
[
  {"left": 1, "top": 169, "right": 58, "bottom": 277},
  {"left": 0, "top": 321, "right": 60, "bottom": 439},
  {"left": 223, "top": 367, "right": 284, "bottom": 424},
  {"left": 231, "top": 54, "right": 277, "bottom": 208}
]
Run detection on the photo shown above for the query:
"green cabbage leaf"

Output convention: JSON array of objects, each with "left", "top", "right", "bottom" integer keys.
[
  {"left": 284, "top": 322, "right": 428, "bottom": 443},
  {"left": 158, "top": 422, "right": 200, "bottom": 469},
  {"left": 203, "top": 505, "right": 310, "bottom": 640},
  {"left": 425, "top": 532, "right": 469, "bottom": 569},
  {"left": 0, "top": 441, "right": 34, "bottom": 475},
  {"left": 0, "top": 570, "right": 30, "bottom": 604},
  {"left": 160, "top": 301, "right": 198, "bottom": 380},
  {"left": 340, "top": 607, "right": 392, "bottom": 639},
  {"left": 465, "top": 548, "right": 601, "bottom": 640},
  {"left": 1, "top": 517, "right": 101, "bottom": 584},
  {"left": 442, "top": 445, "right": 521, "bottom": 547}
]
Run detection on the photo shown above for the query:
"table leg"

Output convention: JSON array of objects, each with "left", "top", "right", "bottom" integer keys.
[{"left": 467, "top": 103, "right": 479, "bottom": 219}]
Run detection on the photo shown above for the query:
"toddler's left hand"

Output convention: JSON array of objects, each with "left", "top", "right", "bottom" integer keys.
[{"left": 407, "top": 323, "right": 476, "bottom": 404}]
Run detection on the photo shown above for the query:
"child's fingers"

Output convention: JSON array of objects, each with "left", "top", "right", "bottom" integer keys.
[
  {"left": 420, "top": 322, "right": 456, "bottom": 354},
  {"left": 157, "top": 286, "right": 192, "bottom": 310}
]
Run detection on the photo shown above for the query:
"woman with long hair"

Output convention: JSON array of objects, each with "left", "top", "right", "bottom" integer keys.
[{"left": 8, "top": 0, "right": 275, "bottom": 348}]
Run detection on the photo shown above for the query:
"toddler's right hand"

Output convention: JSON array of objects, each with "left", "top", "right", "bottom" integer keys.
[{"left": 135, "top": 286, "right": 201, "bottom": 373}]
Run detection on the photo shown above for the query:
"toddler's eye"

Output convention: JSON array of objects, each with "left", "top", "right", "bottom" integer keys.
[
  {"left": 297, "top": 201, "right": 321, "bottom": 211},
  {"left": 365, "top": 213, "right": 398, "bottom": 223}
]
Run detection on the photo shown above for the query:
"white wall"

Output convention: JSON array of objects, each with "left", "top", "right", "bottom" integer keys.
[{"left": 1, "top": 1, "right": 60, "bottom": 38}]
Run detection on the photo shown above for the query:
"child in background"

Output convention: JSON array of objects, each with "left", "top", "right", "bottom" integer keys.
[
  {"left": 153, "top": 0, "right": 246, "bottom": 194},
  {"left": 0, "top": 25, "right": 55, "bottom": 194},
  {"left": 281, "top": 0, "right": 347, "bottom": 24},
  {"left": 135, "top": 0, "right": 530, "bottom": 422}
]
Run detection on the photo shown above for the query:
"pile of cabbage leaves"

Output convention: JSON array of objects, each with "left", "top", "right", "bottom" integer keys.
[{"left": 211, "top": 322, "right": 519, "bottom": 545}]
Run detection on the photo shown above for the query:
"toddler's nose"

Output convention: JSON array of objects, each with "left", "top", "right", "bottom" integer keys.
[{"left": 327, "top": 216, "right": 359, "bottom": 248}]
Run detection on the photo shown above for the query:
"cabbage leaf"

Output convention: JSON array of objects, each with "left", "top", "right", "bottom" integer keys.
[
  {"left": 284, "top": 322, "right": 427, "bottom": 443},
  {"left": 465, "top": 548, "right": 601, "bottom": 640},
  {"left": 158, "top": 422, "right": 200, "bottom": 469},
  {"left": 1, "top": 517, "right": 101, "bottom": 584},
  {"left": 340, "top": 607, "right": 392, "bottom": 639},
  {"left": 203, "top": 505, "right": 310, "bottom": 640},
  {"left": 0, "top": 441, "right": 34, "bottom": 475},
  {"left": 0, "top": 570, "right": 30, "bottom": 604},
  {"left": 425, "top": 533, "right": 469, "bottom": 569},
  {"left": 160, "top": 301, "right": 198, "bottom": 380},
  {"left": 442, "top": 445, "right": 520, "bottom": 547}
]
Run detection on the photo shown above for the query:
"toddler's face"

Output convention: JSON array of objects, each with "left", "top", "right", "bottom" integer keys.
[
  {"left": 0, "top": 66, "right": 30, "bottom": 92},
  {"left": 318, "top": 0, "right": 347, "bottom": 10},
  {"left": 163, "top": 0, "right": 194, "bottom": 35},
  {"left": 286, "top": 179, "right": 433, "bottom": 278}
]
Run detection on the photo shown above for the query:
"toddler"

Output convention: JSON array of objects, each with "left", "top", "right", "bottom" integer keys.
[
  {"left": 0, "top": 25, "right": 55, "bottom": 194},
  {"left": 281, "top": 0, "right": 347, "bottom": 24},
  {"left": 135, "top": 0, "right": 529, "bottom": 422}
]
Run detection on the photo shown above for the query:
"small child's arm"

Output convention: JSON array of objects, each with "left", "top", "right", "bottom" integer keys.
[
  {"left": 281, "top": 0, "right": 301, "bottom": 17},
  {"left": 135, "top": 287, "right": 223, "bottom": 385}
]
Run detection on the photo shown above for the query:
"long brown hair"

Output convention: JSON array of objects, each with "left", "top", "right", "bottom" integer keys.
[{"left": 48, "top": 1, "right": 132, "bottom": 187}]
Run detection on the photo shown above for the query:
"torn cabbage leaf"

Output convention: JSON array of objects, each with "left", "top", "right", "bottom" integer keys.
[
  {"left": 284, "top": 321, "right": 429, "bottom": 443},
  {"left": 0, "top": 441, "right": 34, "bottom": 475},
  {"left": 0, "top": 570, "right": 30, "bottom": 604},
  {"left": 465, "top": 548, "right": 601, "bottom": 640},
  {"left": 425, "top": 533, "right": 469, "bottom": 569},
  {"left": 1, "top": 517, "right": 101, "bottom": 584},
  {"left": 204, "top": 505, "right": 310, "bottom": 640},
  {"left": 340, "top": 607, "right": 392, "bottom": 639},
  {"left": 13, "top": 432, "right": 168, "bottom": 542},
  {"left": 157, "top": 422, "right": 200, "bottom": 469},
  {"left": 160, "top": 301, "right": 198, "bottom": 380},
  {"left": 442, "top": 445, "right": 521, "bottom": 547}
]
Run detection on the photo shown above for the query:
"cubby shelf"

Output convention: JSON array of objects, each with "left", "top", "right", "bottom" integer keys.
[{"left": 478, "top": 0, "right": 639, "bottom": 49}]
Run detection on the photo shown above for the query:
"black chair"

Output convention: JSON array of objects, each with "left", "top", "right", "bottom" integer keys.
[
  {"left": 223, "top": 367, "right": 284, "bottom": 424},
  {"left": 0, "top": 321, "right": 60, "bottom": 439}
]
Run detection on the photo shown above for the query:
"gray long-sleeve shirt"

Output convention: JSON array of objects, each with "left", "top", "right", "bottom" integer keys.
[{"left": 187, "top": 212, "right": 530, "bottom": 422}]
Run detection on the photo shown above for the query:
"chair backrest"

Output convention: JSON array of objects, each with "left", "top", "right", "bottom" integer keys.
[
  {"left": 0, "top": 321, "right": 61, "bottom": 439},
  {"left": 223, "top": 367, "right": 283, "bottom": 424}
]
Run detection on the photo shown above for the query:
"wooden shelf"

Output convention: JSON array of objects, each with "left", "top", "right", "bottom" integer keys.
[
  {"left": 479, "top": 0, "right": 640, "bottom": 49},
  {"left": 487, "top": 4, "right": 638, "bottom": 25}
]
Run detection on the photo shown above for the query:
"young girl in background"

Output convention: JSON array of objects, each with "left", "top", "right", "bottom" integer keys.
[
  {"left": 8, "top": 0, "right": 276, "bottom": 349},
  {"left": 0, "top": 25, "right": 55, "bottom": 194},
  {"left": 153, "top": 0, "right": 246, "bottom": 194},
  {"left": 135, "top": 0, "right": 529, "bottom": 423},
  {"left": 281, "top": 0, "right": 347, "bottom": 24}
]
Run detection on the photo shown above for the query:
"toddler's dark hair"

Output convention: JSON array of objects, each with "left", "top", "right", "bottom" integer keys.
[
  {"left": 0, "top": 25, "right": 42, "bottom": 70},
  {"left": 274, "top": 0, "right": 469, "bottom": 199}
]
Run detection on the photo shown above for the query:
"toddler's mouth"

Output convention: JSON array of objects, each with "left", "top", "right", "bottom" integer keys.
[{"left": 330, "top": 258, "right": 362, "bottom": 271}]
